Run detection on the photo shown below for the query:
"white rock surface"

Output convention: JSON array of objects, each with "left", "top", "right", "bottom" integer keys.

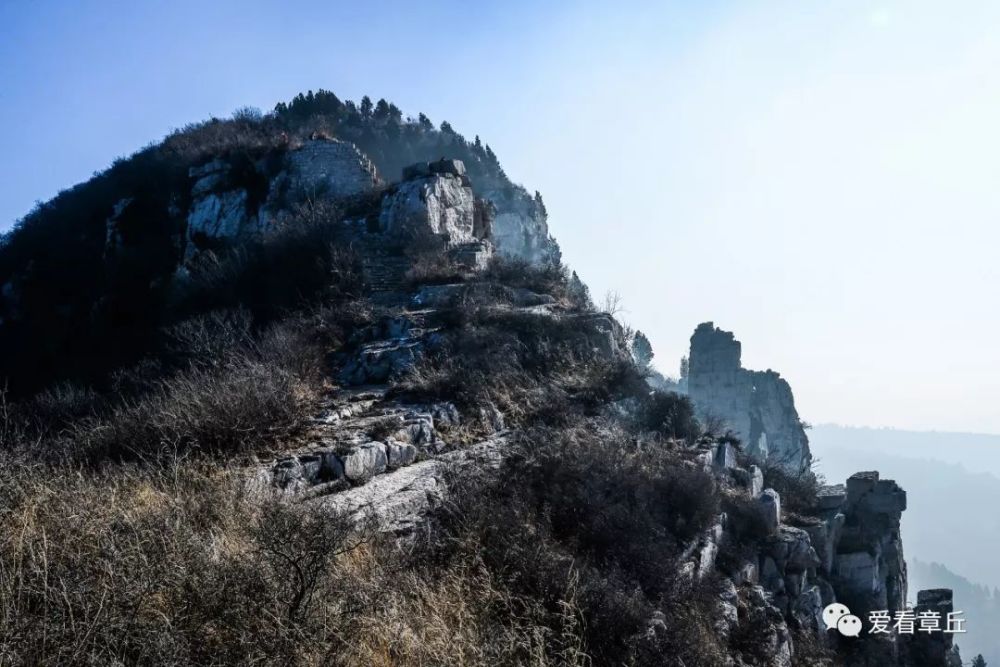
[
  {"left": 758, "top": 488, "right": 782, "bottom": 534},
  {"left": 379, "top": 173, "right": 476, "bottom": 245},
  {"left": 343, "top": 442, "right": 388, "bottom": 482}
]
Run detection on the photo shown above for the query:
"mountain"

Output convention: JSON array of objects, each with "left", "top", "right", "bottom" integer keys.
[
  {"left": 0, "top": 92, "right": 963, "bottom": 666},
  {"left": 0, "top": 90, "right": 559, "bottom": 397}
]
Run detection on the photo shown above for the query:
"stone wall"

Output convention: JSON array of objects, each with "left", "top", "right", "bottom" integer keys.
[
  {"left": 687, "top": 322, "right": 811, "bottom": 471},
  {"left": 284, "top": 139, "right": 380, "bottom": 200},
  {"left": 178, "top": 138, "right": 381, "bottom": 262}
]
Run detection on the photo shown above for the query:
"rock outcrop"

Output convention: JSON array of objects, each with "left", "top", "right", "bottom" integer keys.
[
  {"left": 825, "top": 472, "right": 908, "bottom": 616},
  {"left": 378, "top": 159, "right": 477, "bottom": 245},
  {"left": 687, "top": 322, "right": 811, "bottom": 471},
  {"left": 181, "top": 138, "right": 381, "bottom": 262},
  {"left": 685, "top": 437, "right": 958, "bottom": 665},
  {"left": 486, "top": 188, "right": 558, "bottom": 264}
]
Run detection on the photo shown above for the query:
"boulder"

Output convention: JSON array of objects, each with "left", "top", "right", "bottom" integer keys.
[
  {"left": 430, "top": 402, "right": 461, "bottom": 426},
  {"left": 816, "top": 484, "right": 847, "bottom": 511},
  {"left": 343, "top": 442, "right": 388, "bottom": 483},
  {"left": 379, "top": 171, "right": 476, "bottom": 245},
  {"left": 767, "top": 526, "right": 821, "bottom": 572},
  {"left": 397, "top": 412, "right": 435, "bottom": 446},
  {"left": 713, "top": 441, "right": 738, "bottom": 471},
  {"left": 340, "top": 338, "right": 423, "bottom": 385},
  {"left": 758, "top": 488, "right": 781, "bottom": 534},
  {"left": 272, "top": 457, "right": 304, "bottom": 489},
  {"left": 750, "top": 464, "right": 764, "bottom": 497},
  {"left": 318, "top": 459, "right": 445, "bottom": 533},
  {"left": 386, "top": 441, "right": 418, "bottom": 468}
]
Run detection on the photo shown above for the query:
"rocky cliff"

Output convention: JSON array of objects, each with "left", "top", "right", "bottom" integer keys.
[{"left": 687, "top": 322, "right": 812, "bottom": 472}]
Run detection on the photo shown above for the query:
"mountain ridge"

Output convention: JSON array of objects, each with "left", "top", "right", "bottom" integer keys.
[{"left": 0, "top": 91, "right": 966, "bottom": 667}]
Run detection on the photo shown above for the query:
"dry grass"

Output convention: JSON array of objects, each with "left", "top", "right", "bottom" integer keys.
[
  {"left": 0, "top": 448, "right": 599, "bottom": 666},
  {"left": 0, "top": 455, "right": 370, "bottom": 665}
]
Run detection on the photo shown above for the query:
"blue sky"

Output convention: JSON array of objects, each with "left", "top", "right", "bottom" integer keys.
[{"left": 1, "top": 0, "right": 998, "bottom": 433}]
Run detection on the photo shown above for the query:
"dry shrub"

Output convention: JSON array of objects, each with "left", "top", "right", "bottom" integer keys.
[
  {"left": 760, "top": 459, "right": 824, "bottom": 516},
  {"left": 9, "top": 310, "right": 331, "bottom": 466},
  {"left": 404, "top": 235, "right": 466, "bottom": 286},
  {"left": 396, "top": 302, "right": 635, "bottom": 432},
  {"left": 55, "top": 356, "right": 310, "bottom": 464},
  {"left": 635, "top": 390, "right": 701, "bottom": 443},
  {"left": 337, "top": 552, "right": 589, "bottom": 667},
  {"left": 483, "top": 257, "right": 578, "bottom": 306},
  {"left": 421, "top": 424, "right": 727, "bottom": 666},
  {"left": 0, "top": 455, "right": 374, "bottom": 666}
]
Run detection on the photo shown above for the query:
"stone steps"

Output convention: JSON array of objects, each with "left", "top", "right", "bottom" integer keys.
[{"left": 361, "top": 255, "right": 410, "bottom": 292}]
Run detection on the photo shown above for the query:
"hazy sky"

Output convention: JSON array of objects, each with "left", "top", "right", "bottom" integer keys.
[{"left": 1, "top": 0, "right": 998, "bottom": 433}]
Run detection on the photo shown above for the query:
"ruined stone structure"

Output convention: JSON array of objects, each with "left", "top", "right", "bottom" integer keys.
[
  {"left": 687, "top": 322, "right": 811, "bottom": 471},
  {"left": 284, "top": 138, "right": 380, "bottom": 199},
  {"left": 181, "top": 138, "right": 381, "bottom": 261}
]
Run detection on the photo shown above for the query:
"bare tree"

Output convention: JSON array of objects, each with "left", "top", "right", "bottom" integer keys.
[{"left": 600, "top": 290, "right": 625, "bottom": 317}]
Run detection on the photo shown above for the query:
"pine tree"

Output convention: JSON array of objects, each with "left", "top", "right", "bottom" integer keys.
[
  {"left": 631, "top": 331, "right": 654, "bottom": 368},
  {"left": 972, "top": 655, "right": 987, "bottom": 667},
  {"left": 387, "top": 103, "right": 403, "bottom": 123},
  {"left": 360, "top": 96, "right": 373, "bottom": 119}
]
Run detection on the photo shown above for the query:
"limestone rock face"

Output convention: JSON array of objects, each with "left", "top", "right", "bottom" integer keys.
[
  {"left": 490, "top": 194, "right": 558, "bottom": 264},
  {"left": 758, "top": 489, "right": 782, "bottom": 534},
  {"left": 343, "top": 442, "right": 388, "bottom": 483},
  {"left": 686, "top": 322, "right": 811, "bottom": 471},
  {"left": 378, "top": 163, "right": 476, "bottom": 245},
  {"left": 822, "top": 471, "right": 908, "bottom": 616}
]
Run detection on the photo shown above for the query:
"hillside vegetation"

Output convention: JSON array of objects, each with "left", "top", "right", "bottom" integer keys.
[{"left": 0, "top": 93, "right": 851, "bottom": 666}]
